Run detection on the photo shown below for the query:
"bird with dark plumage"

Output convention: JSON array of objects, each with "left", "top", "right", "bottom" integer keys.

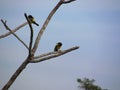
[
  {"left": 54, "top": 42, "right": 62, "bottom": 51},
  {"left": 28, "top": 15, "right": 39, "bottom": 26}
]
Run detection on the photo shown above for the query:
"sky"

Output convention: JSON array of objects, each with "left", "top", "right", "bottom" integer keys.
[{"left": 0, "top": 0, "right": 120, "bottom": 90}]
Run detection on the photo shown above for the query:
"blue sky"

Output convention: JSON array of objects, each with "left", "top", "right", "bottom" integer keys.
[{"left": 0, "top": 0, "right": 120, "bottom": 90}]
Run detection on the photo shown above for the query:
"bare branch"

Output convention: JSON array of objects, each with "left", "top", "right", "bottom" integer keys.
[
  {"left": 34, "top": 52, "right": 56, "bottom": 59},
  {"left": 32, "top": 1, "right": 63, "bottom": 54},
  {"left": 61, "top": 0, "right": 76, "bottom": 4},
  {"left": 30, "top": 46, "right": 79, "bottom": 63},
  {"left": 0, "top": 20, "right": 28, "bottom": 39},
  {"left": 24, "top": 13, "right": 34, "bottom": 56},
  {"left": 1, "top": 19, "right": 29, "bottom": 50}
]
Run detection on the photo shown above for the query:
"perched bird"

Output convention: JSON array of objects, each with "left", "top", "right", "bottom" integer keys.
[
  {"left": 54, "top": 42, "right": 62, "bottom": 51},
  {"left": 28, "top": 15, "right": 39, "bottom": 26}
]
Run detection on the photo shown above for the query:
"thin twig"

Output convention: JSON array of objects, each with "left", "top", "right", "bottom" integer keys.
[
  {"left": 0, "top": 21, "right": 28, "bottom": 39},
  {"left": 30, "top": 46, "right": 79, "bottom": 63},
  {"left": 1, "top": 19, "right": 29, "bottom": 49},
  {"left": 24, "top": 13, "right": 34, "bottom": 56}
]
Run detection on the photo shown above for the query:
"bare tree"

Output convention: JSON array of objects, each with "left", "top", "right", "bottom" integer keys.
[{"left": 0, "top": 0, "right": 79, "bottom": 90}]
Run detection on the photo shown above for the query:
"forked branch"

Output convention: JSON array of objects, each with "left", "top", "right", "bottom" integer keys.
[
  {"left": 1, "top": 19, "right": 29, "bottom": 49},
  {"left": 1, "top": 14, "right": 34, "bottom": 90},
  {"left": 0, "top": 21, "right": 28, "bottom": 39},
  {"left": 32, "top": 0, "right": 76, "bottom": 54}
]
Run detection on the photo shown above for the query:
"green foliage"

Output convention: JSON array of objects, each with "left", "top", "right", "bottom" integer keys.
[{"left": 77, "top": 78, "right": 107, "bottom": 90}]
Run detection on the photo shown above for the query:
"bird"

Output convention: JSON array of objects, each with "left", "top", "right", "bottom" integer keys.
[
  {"left": 28, "top": 15, "right": 39, "bottom": 26},
  {"left": 54, "top": 42, "right": 62, "bottom": 51}
]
